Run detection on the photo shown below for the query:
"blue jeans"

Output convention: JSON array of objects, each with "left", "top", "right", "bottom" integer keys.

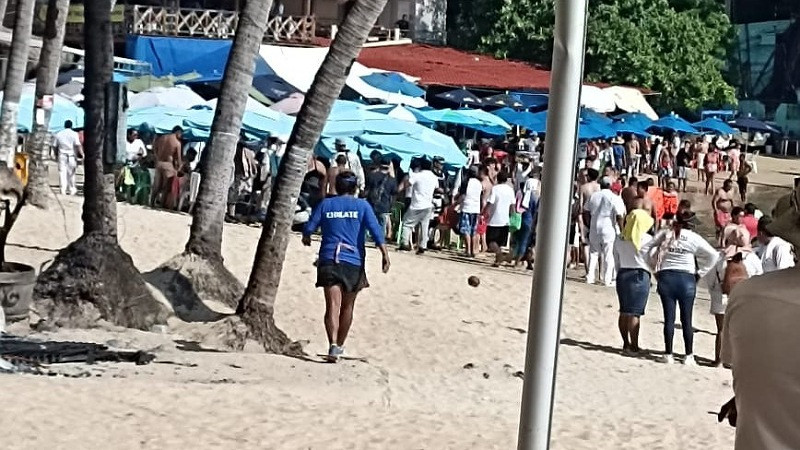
[{"left": 656, "top": 270, "right": 697, "bottom": 355}]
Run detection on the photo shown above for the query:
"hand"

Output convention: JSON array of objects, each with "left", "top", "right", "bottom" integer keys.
[
  {"left": 381, "top": 255, "right": 391, "bottom": 273},
  {"left": 717, "top": 397, "right": 737, "bottom": 427},
  {"left": 301, "top": 235, "right": 311, "bottom": 246}
]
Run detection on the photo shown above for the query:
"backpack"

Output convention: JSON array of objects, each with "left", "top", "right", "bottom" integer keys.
[
  {"left": 366, "top": 174, "right": 387, "bottom": 208},
  {"left": 721, "top": 253, "right": 748, "bottom": 295}
]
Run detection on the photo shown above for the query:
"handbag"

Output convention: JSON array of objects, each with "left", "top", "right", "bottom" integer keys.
[{"left": 509, "top": 212, "right": 523, "bottom": 233}]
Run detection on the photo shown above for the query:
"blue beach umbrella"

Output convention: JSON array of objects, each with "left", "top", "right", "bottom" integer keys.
[
  {"left": 728, "top": 116, "right": 781, "bottom": 134},
  {"left": 648, "top": 114, "right": 698, "bottom": 134},
  {"left": 360, "top": 72, "right": 426, "bottom": 98},
  {"left": 435, "top": 88, "right": 483, "bottom": 107},
  {"left": 610, "top": 118, "right": 650, "bottom": 137},
  {"left": 692, "top": 118, "right": 737, "bottom": 135}
]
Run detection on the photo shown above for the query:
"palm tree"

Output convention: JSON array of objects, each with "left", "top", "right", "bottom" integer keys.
[
  {"left": 149, "top": 0, "right": 273, "bottom": 322},
  {"left": 33, "top": 0, "right": 169, "bottom": 330},
  {"left": 0, "top": 0, "right": 35, "bottom": 165},
  {"left": 25, "top": 0, "right": 70, "bottom": 208},
  {"left": 235, "top": 0, "right": 389, "bottom": 353}
]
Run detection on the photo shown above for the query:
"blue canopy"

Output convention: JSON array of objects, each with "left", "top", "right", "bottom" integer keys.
[
  {"left": 481, "top": 94, "right": 524, "bottom": 109},
  {"left": 610, "top": 118, "right": 650, "bottom": 137},
  {"left": 693, "top": 118, "right": 737, "bottom": 135},
  {"left": 492, "top": 107, "right": 546, "bottom": 131},
  {"left": 613, "top": 112, "right": 653, "bottom": 130},
  {"left": 360, "top": 72, "right": 425, "bottom": 98},
  {"left": 579, "top": 120, "right": 616, "bottom": 141},
  {"left": 127, "top": 35, "right": 232, "bottom": 77},
  {"left": 648, "top": 114, "right": 698, "bottom": 134},
  {"left": 365, "top": 104, "right": 434, "bottom": 126},
  {"left": 580, "top": 108, "right": 613, "bottom": 125},
  {"left": 510, "top": 92, "right": 549, "bottom": 110},
  {"left": 728, "top": 117, "right": 781, "bottom": 134},
  {"left": 353, "top": 131, "right": 465, "bottom": 170},
  {"left": 417, "top": 108, "right": 484, "bottom": 128}
]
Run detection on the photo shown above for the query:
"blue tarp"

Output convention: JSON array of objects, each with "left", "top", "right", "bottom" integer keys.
[
  {"left": 170, "top": 45, "right": 273, "bottom": 83},
  {"left": 127, "top": 36, "right": 234, "bottom": 77}
]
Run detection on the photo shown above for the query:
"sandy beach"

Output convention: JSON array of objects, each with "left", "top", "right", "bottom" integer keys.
[{"left": 1, "top": 155, "right": 797, "bottom": 449}]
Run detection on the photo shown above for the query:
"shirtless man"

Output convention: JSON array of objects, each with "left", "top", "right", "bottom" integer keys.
[
  {"left": 322, "top": 154, "right": 348, "bottom": 197},
  {"left": 625, "top": 136, "right": 639, "bottom": 176},
  {"left": 578, "top": 168, "right": 601, "bottom": 273},
  {"left": 712, "top": 179, "right": 735, "bottom": 242},
  {"left": 478, "top": 165, "right": 494, "bottom": 252},
  {"left": 151, "top": 126, "right": 183, "bottom": 207},
  {"left": 633, "top": 180, "right": 654, "bottom": 218},
  {"left": 621, "top": 176, "right": 639, "bottom": 213}
]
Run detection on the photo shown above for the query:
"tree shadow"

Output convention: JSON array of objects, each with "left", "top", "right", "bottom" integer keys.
[{"left": 143, "top": 267, "right": 232, "bottom": 323}]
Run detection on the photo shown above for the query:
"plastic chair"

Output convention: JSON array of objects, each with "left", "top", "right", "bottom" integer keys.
[
  {"left": 177, "top": 172, "right": 201, "bottom": 212},
  {"left": 131, "top": 168, "right": 152, "bottom": 205}
]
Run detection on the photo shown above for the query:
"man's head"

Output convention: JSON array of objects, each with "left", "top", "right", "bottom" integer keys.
[
  {"left": 496, "top": 171, "right": 509, "bottom": 185},
  {"left": 335, "top": 138, "right": 348, "bottom": 153},
  {"left": 731, "top": 206, "right": 745, "bottom": 224},
  {"left": 637, "top": 181, "right": 649, "bottom": 197},
  {"left": 401, "top": 14, "right": 408, "bottom": 20},
  {"left": 370, "top": 150, "right": 382, "bottom": 164},
  {"left": 586, "top": 168, "right": 600, "bottom": 183},
  {"left": 433, "top": 157, "right": 444, "bottom": 173},
  {"left": 744, "top": 203, "right": 757, "bottom": 216},
  {"left": 478, "top": 165, "right": 490, "bottom": 179},
  {"left": 379, "top": 157, "right": 392, "bottom": 173},
  {"left": 64, "top": 120, "right": 73, "bottom": 130},
  {"left": 678, "top": 199, "right": 692, "bottom": 214},
  {"left": 335, "top": 170, "right": 359, "bottom": 196},
  {"left": 667, "top": 181, "right": 676, "bottom": 192},
  {"left": 335, "top": 154, "right": 348, "bottom": 167},
  {"left": 628, "top": 176, "right": 638, "bottom": 188},
  {"left": 172, "top": 126, "right": 183, "bottom": 140},
  {"left": 757, "top": 215, "right": 775, "bottom": 244},
  {"left": 723, "top": 179, "right": 733, "bottom": 192},
  {"left": 420, "top": 158, "right": 433, "bottom": 172},
  {"left": 603, "top": 166, "right": 616, "bottom": 179},
  {"left": 127, "top": 129, "right": 138, "bottom": 142},
  {"left": 599, "top": 176, "right": 613, "bottom": 190}
]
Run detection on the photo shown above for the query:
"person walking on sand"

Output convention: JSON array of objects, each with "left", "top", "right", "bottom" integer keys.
[
  {"left": 713, "top": 179, "right": 735, "bottom": 242},
  {"left": 54, "top": 120, "right": 83, "bottom": 196},
  {"left": 399, "top": 159, "right": 439, "bottom": 254},
  {"left": 733, "top": 153, "right": 752, "bottom": 203},
  {"left": 706, "top": 226, "right": 762, "bottom": 366},
  {"left": 151, "top": 126, "right": 183, "bottom": 207},
  {"left": 302, "top": 171, "right": 390, "bottom": 362},
  {"left": 704, "top": 144, "right": 721, "bottom": 195},
  {"left": 456, "top": 166, "right": 483, "bottom": 258},
  {"left": 640, "top": 210, "right": 719, "bottom": 365},
  {"left": 483, "top": 171, "right": 516, "bottom": 266},
  {"left": 756, "top": 215, "right": 795, "bottom": 273},
  {"left": 585, "top": 176, "right": 626, "bottom": 286},
  {"left": 614, "top": 209, "right": 654, "bottom": 354}
]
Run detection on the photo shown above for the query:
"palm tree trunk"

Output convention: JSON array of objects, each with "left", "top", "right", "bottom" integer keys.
[
  {"left": 32, "top": 0, "right": 169, "bottom": 331},
  {"left": 0, "top": 0, "right": 35, "bottom": 165},
  {"left": 235, "top": 0, "right": 389, "bottom": 353},
  {"left": 149, "top": 0, "right": 274, "bottom": 323},
  {"left": 25, "top": 0, "right": 69, "bottom": 208}
]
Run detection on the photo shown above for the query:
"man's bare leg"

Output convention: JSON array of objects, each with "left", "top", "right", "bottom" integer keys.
[
  {"left": 324, "top": 286, "right": 343, "bottom": 346},
  {"left": 714, "top": 314, "right": 725, "bottom": 366},
  {"left": 337, "top": 291, "right": 358, "bottom": 347},
  {"left": 463, "top": 234, "right": 473, "bottom": 256}
]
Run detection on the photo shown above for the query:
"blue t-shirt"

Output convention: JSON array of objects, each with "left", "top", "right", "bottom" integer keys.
[{"left": 303, "top": 196, "right": 385, "bottom": 267}]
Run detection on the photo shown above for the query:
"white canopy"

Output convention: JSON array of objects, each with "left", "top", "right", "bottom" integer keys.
[
  {"left": 603, "top": 86, "right": 658, "bottom": 120},
  {"left": 259, "top": 45, "right": 428, "bottom": 108},
  {"left": 128, "top": 85, "right": 205, "bottom": 110},
  {"left": 580, "top": 85, "right": 617, "bottom": 113}
]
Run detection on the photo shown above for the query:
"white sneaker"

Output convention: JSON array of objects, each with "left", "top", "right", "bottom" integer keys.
[
  {"left": 683, "top": 354, "right": 696, "bottom": 366},
  {"left": 660, "top": 354, "right": 674, "bottom": 364}
]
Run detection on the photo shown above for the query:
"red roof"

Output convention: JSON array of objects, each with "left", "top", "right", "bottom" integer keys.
[{"left": 357, "top": 44, "right": 554, "bottom": 91}]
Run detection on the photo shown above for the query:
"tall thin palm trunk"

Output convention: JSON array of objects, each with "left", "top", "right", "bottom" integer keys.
[
  {"left": 0, "top": 0, "right": 35, "bottom": 165},
  {"left": 149, "top": 0, "right": 274, "bottom": 322},
  {"left": 25, "top": 0, "right": 69, "bottom": 208},
  {"left": 236, "top": 0, "right": 389, "bottom": 353},
  {"left": 33, "top": 0, "right": 168, "bottom": 330}
]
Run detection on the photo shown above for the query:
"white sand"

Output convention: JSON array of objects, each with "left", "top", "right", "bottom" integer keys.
[{"left": 3, "top": 155, "right": 797, "bottom": 449}]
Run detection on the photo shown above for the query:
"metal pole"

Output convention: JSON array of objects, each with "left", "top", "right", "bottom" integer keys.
[{"left": 517, "top": 1, "right": 588, "bottom": 449}]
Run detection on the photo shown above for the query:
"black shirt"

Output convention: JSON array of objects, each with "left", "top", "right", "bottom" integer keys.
[
  {"left": 364, "top": 171, "right": 398, "bottom": 215},
  {"left": 676, "top": 149, "right": 689, "bottom": 167}
]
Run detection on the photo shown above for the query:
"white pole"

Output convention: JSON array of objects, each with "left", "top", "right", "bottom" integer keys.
[{"left": 517, "top": 1, "right": 588, "bottom": 449}]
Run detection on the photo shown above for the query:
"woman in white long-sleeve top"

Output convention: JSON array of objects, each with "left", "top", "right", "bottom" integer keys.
[
  {"left": 640, "top": 210, "right": 719, "bottom": 365},
  {"left": 706, "top": 227, "right": 763, "bottom": 366}
]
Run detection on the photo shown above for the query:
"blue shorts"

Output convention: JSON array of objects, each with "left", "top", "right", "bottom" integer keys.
[
  {"left": 512, "top": 222, "right": 533, "bottom": 257},
  {"left": 616, "top": 268, "right": 651, "bottom": 316},
  {"left": 459, "top": 213, "right": 479, "bottom": 236}
]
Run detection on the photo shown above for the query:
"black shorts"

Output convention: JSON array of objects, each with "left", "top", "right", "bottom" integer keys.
[
  {"left": 316, "top": 261, "right": 368, "bottom": 293},
  {"left": 486, "top": 225, "right": 509, "bottom": 247}
]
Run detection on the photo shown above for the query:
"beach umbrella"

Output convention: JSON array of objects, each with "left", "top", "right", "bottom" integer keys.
[
  {"left": 360, "top": 72, "right": 426, "bottom": 98},
  {"left": 417, "top": 108, "right": 484, "bottom": 127},
  {"left": 128, "top": 85, "right": 205, "bottom": 110},
  {"left": 435, "top": 88, "right": 483, "bottom": 107},
  {"left": 610, "top": 118, "right": 649, "bottom": 137},
  {"left": 56, "top": 68, "right": 128, "bottom": 86},
  {"left": 54, "top": 80, "right": 84, "bottom": 103},
  {"left": 580, "top": 108, "right": 613, "bottom": 125},
  {"left": 205, "top": 96, "right": 275, "bottom": 119},
  {"left": 482, "top": 93, "right": 524, "bottom": 109},
  {"left": 364, "top": 104, "right": 434, "bottom": 126},
  {"left": 127, "top": 106, "right": 192, "bottom": 134},
  {"left": 457, "top": 108, "right": 512, "bottom": 130},
  {"left": 251, "top": 74, "right": 300, "bottom": 102},
  {"left": 354, "top": 131, "right": 465, "bottom": 170},
  {"left": 492, "top": 107, "right": 545, "bottom": 131},
  {"left": 728, "top": 116, "right": 781, "bottom": 134},
  {"left": 613, "top": 112, "right": 653, "bottom": 130},
  {"left": 510, "top": 92, "right": 549, "bottom": 110},
  {"left": 647, "top": 114, "right": 698, "bottom": 134},
  {"left": 693, "top": 118, "right": 737, "bottom": 135},
  {"left": 0, "top": 83, "right": 84, "bottom": 133},
  {"left": 269, "top": 92, "right": 305, "bottom": 115},
  {"left": 578, "top": 119, "right": 615, "bottom": 140}
]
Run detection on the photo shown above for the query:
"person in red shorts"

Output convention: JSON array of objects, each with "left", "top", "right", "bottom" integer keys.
[
  {"left": 646, "top": 178, "right": 665, "bottom": 230},
  {"left": 662, "top": 181, "right": 680, "bottom": 227}
]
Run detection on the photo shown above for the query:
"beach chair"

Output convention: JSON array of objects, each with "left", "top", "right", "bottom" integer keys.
[
  {"left": 177, "top": 172, "right": 201, "bottom": 213},
  {"left": 745, "top": 150, "right": 759, "bottom": 174},
  {"left": 131, "top": 168, "right": 152, "bottom": 205}
]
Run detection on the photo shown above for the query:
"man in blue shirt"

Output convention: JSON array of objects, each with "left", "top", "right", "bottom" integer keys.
[{"left": 303, "top": 171, "right": 391, "bottom": 362}]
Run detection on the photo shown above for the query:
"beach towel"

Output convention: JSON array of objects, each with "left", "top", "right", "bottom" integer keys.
[{"left": 623, "top": 209, "right": 654, "bottom": 252}]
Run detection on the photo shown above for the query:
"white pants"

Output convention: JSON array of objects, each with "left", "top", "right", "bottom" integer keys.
[
  {"left": 402, "top": 207, "right": 433, "bottom": 249},
  {"left": 587, "top": 233, "right": 615, "bottom": 286},
  {"left": 58, "top": 153, "right": 77, "bottom": 195}
]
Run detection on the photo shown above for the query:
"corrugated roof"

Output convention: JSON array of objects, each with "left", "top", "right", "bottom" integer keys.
[{"left": 357, "top": 44, "right": 553, "bottom": 91}]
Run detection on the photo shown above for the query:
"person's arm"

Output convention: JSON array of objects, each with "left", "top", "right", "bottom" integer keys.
[
  {"left": 74, "top": 136, "right": 84, "bottom": 159},
  {"left": 775, "top": 244, "right": 795, "bottom": 271},
  {"left": 694, "top": 234, "right": 721, "bottom": 278},
  {"left": 711, "top": 191, "right": 720, "bottom": 212},
  {"left": 301, "top": 201, "right": 324, "bottom": 245},
  {"left": 638, "top": 229, "right": 666, "bottom": 272}
]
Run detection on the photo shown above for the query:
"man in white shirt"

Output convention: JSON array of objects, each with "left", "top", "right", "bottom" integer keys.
[
  {"left": 125, "top": 129, "right": 147, "bottom": 164},
  {"left": 756, "top": 215, "right": 795, "bottom": 273},
  {"left": 584, "top": 176, "right": 626, "bottom": 286},
  {"left": 53, "top": 120, "right": 83, "bottom": 195},
  {"left": 335, "top": 139, "right": 365, "bottom": 192},
  {"left": 399, "top": 159, "right": 440, "bottom": 255},
  {"left": 483, "top": 171, "right": 516, "bottom": 265}
]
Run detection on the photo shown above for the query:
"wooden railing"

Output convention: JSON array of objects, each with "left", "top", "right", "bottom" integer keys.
[{"left": 130, "top": 6, "right": 315, "bottom": 43}]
